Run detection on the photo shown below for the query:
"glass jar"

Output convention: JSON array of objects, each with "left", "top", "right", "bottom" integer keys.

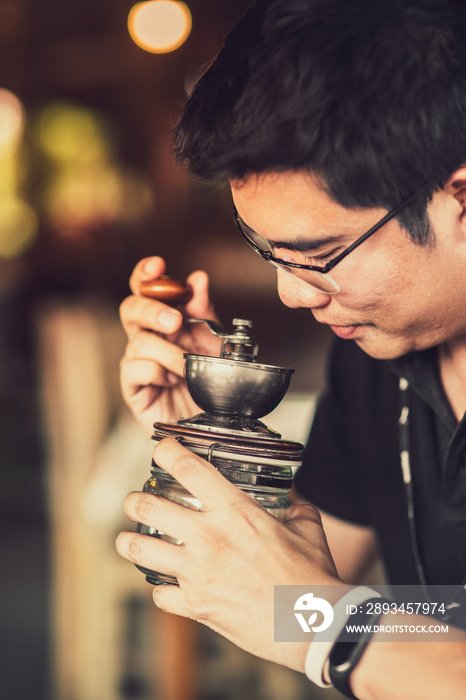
[{"left": 136, "top": 446, "right": 298, "bottom": 586}]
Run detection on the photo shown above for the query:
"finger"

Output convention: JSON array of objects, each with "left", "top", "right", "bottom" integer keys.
[
  {"left": 182, "top": 270, "right": 224, "bottom": 355},
  {"left": 123, "top": 330, "right": 186, "bottom": 377},
  {"left": 152, "top": 437, "right": 250, "bottom": 511},
  {"left": 152, "top": 583, "right": 191, "bottom": 618},
  {"left": 120, "top": 294, "right": 184, "bottom": 339},
  {"left": 116, "top": 530, "right": 182, "bottom": 579},
  {"left": 119, "top": 359, "right": 175, "bottom": 408},
  {"left": 129, "top": 256, "right": 166, "bottom": 295},
  {"left": 123, "top": 490, "right": 200, "bottom": 542},
  {"left": 185, "top": 270, "right": 216, "bottom": 321}
]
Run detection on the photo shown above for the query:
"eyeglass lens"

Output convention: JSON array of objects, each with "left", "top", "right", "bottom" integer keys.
[{"left": 243, "top": 226, "right": 340, "bottom": 294}]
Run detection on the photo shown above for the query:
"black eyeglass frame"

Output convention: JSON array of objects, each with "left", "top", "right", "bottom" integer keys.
[{"left": 233, "top": 187, "right": 426, "bottom": 275}]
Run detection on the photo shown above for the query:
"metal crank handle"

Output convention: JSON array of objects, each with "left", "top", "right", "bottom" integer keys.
[{"left": 140, "top": 275, "right": 226, "bottom": 337}]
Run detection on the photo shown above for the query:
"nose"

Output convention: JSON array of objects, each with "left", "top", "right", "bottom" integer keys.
[{"left": 276, "top": 268, "right": 332, "bottom": 309}]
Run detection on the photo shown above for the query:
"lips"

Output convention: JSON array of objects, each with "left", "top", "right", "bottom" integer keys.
[
  {"left": 312, "top": 311, "right": 371, "bottom": 339},
  {"left": 329, "top": 324, "right": 363, "bottom": 339}
]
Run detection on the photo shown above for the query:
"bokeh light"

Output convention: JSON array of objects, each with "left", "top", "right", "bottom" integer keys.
[
  {"left": 43, "top": 168, "right": 153, "bottom": 229},
  {"left": 128, "top": 0, "right": 192, "bottom": 54},
  {"left": 0, "top": 89, "right": 35, "bottom": 257},
  {"left": 31, "top": 102, "right": 154, "bottom": 230},
  {"left": 0, "top": 88, "right": 25, "bottom": 152},
  {"left": 33, "top": 103, "right": 112, "bottom": 166},
  {"left": 0, "top": 147, "right": 21, "bottom": 197},
  {"left": 0, "top": 196, "right": 38, "bottom": 257}
]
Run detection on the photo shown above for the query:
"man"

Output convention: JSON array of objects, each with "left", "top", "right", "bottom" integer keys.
[{"left": 116, "top": 0, "right": 466, "bottom": 697}]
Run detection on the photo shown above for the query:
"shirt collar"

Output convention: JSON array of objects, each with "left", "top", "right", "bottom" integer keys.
[{"left": 389, "top": 348, "right": 457, "bottom": 431}]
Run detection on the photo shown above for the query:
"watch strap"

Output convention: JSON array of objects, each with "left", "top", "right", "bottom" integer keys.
[
  {"left": 303, "top": 586, "right": 381, "bottom": 688},
  {"left": 328, "top": 597, "right": 390, "bottom": 699}
]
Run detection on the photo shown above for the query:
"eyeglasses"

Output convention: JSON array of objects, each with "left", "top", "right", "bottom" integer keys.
[{"left": 234, "top": 188, "right": 424, "bottom": 294}]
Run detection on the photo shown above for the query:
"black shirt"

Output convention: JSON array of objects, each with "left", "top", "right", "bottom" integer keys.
[{"left": 294, "top": 338, "right": 466, "bottom": 588}]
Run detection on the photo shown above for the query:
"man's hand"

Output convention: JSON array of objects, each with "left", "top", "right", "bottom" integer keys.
[
  {"left": 116, "top": 437, "right": 342, "bottom": 671},
  {"left": 119, "top": 257, "right": 221, "bottom": 435}
]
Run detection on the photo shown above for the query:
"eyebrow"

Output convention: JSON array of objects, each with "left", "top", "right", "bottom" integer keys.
[{"left": 237, "top": 214, "right": 343, "bottom": 253}]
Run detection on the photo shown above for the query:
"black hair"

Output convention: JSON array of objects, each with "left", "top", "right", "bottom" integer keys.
[{"left": 174, "top": 0, "right": 466, "bottom": 243}]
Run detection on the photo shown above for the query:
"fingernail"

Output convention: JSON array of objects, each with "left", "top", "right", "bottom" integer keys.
[
  {"left": 167, "top": 372, "right": 179, "bottom": 385},
  {"left": 159, "top": 309, "right": 181, "bottom": 330}
]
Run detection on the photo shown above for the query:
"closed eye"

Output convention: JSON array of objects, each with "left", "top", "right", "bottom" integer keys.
[
  {"left": 275, "top": 247, "right": 342, "bottom": 266},
  {"left": 305, "top": 249, "right": 341, "bottom": 265}
]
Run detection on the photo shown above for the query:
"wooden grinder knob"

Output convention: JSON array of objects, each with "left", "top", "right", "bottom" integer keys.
[{"left": 140, "top": 275, "right": 192, "bottom": 306}]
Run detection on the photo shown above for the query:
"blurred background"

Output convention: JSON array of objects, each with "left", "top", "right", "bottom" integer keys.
[{"left": 0, "top": 1, "right": 334, "bottom": 699}]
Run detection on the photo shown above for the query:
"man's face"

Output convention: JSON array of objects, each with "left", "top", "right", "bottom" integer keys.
[{"left": 231, "top": 171, "right": 466, "bottom": 359}]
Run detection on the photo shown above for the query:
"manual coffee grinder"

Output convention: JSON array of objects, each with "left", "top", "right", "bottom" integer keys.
[{"left": 135, "top": 277, "right": 303, "bottom": 585}]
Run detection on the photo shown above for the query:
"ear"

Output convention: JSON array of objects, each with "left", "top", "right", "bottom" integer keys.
[{"left": 442, "top": 167, "right": 466, "bottom": 217}]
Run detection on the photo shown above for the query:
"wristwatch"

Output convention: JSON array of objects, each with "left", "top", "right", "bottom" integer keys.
[{"left": 328, "top": 598, "right": 389, "bottom": 699}]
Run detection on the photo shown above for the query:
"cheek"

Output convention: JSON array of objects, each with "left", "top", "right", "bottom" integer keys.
[
  {"left": 334, "top": 257, "right": 404, "bottom": 310},
  {"left": 334, "top": 278, "right": 384, "bottom": 312}
]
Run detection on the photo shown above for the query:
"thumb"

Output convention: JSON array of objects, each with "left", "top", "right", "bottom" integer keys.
[{"left": 185, "top": 270, "right": 218, "bottom": 321}]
